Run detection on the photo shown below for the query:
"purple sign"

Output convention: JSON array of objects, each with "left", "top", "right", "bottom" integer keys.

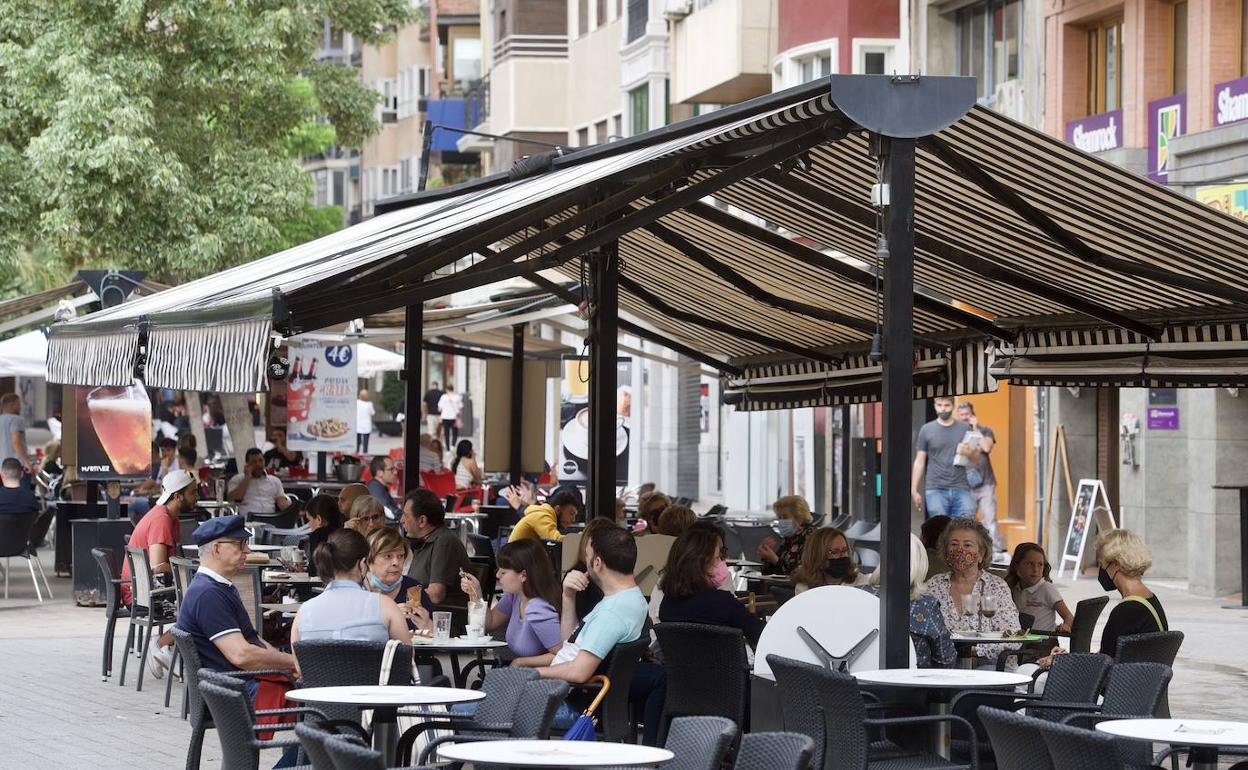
[
  {"left": 1066, "top": 110, "right": 1122, "bottom": 155},
  {"left": 1147, "top": 407, "right": 1180, "bottom": 430},
  {"left": 1147, "top": 93, "right": 1185, "bottom": 183},
  {"left": 1214, "top": 76, "right": 1248, "bottom": 127}
]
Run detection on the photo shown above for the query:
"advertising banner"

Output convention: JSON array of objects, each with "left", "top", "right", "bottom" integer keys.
[
  {"left": 75, "top": 380, "right": 152, "bottom": 479},
  {"left": 558, "top": 356, "right": 631, "bottom": 484},
  {"left": 1147, "top": 93, "right": 1185, "bottom": 183},
  {"left": 1197, "top": 183, "right": 1248, "bottom": 223},
  {"left": 1065, "top": 109, "right": 1122, "bottom": 154},
  {"left": 1214, "top": 75, "right": 1248, "bottom": 127},
  {"left": 287, "top": 342, "right": 357, "bottom": 453}
]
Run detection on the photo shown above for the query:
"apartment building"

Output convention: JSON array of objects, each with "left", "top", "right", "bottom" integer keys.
[{"left": 304, "top": 20, "right": 365, "bottom": 226}]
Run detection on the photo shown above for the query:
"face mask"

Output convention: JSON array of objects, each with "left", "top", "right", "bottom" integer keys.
[
  {"left": 710, "top": 560, "right": 731, "bottom": 589},
  {"left": 948, "top": 547, "right": 979, "bottom": 572},
  {"left": 369, "top": 573, "right": 404, "bottom": 593},
  {"left": 775, "top": 519, "right": 796, "bottom": 538},
  {"left": 936, "top": 410, "right": 953, "bottom": 421},
  {"left": 1098, "top": 567, "right": 1117, "bottom": 592},
  {"left": 824, "top": 557, "right": 852, "bottom": 580}
]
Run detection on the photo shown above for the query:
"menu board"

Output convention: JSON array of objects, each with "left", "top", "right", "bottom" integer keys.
[
  {"left": 286, "top": 342, "right": 357, "bottom": 453},
  {"left": 75, "top": 380, "right": 153, "bottom": 479}
]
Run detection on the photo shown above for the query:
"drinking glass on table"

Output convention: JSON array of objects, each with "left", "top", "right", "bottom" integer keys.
[
  {"left": 960, "top": 593, "right": 977, "bottom": 632},
  {"left": 432, "top": 611, "right": 452, "bottom": 641},
  {"left": 979, "top": 594, "right": 997, "bottom": 630}
]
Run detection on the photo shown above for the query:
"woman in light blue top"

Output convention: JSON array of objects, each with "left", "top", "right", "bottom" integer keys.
[{"left": 291, "top": 528, "right": 410, "bottom": 649}]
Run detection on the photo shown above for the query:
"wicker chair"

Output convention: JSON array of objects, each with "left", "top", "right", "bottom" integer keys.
[
  {"left": 767, "top": 654, "right": 976, "bottom": 770},
  {"left": 121, "top": 545, "right": 178, "bottom": 691},
  {"left": 196, "top": 676, "right": 305, "bottom": 770},
  {"left": 1068, "top": 596, "right": 1110, "bottom": 653},
  {"left": 394, "top": 666, "right": 538, "bottom": 764},
  {"left": 91, "top": 547, "right": 131, "bottom": 681},
  {"left": 663, "top": 716, "right": 740, "bottom": 770},
  {"left": 323, "top": 733, "right": 432, "bottom": 770},
  {"left": 1115, "top": 631, "right": 1184, "bottom": 717},
  {"left": 977, "top": 706, "right": 1055, "bottom": 770},
  {"left": 295, "top": 721, "right": 342, "bottom": 770},
  {"left": 292, "top": 639, "right": 413, "bottom": 725},
  {"left": 732, "top": 732, "right": 816, "bottom": 770},
  {"left": 417, "top": 678, "right": 570, "bottom": 765},
  {"left": 1032, "top": 716, "right": 1159, "bottom": 770},
  {"left": 168, "top": 556, "right": 200, "bottom": 714},
  {"left": 560, "top": 634, "right": 649, "bottom": 743},
  {"left": 653, "top": 622, "right": 750, "bottom": 742}
]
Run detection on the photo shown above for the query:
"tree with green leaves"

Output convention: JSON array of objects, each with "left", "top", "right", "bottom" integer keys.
[{"left": 0, "top": 0, "right": 414, "bottom": 294}]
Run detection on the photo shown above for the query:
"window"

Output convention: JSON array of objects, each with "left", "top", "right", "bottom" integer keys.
[
  {"left": 791, "top": 50, "right": 834, "bottom": 85},
  {"left": 627, "top": 0, "right": 648, "bottom": 42},
  {"left": 614, "top": 114, "right": 622, "bottom": 139},
  {"left": 399, "top": 159, "right": 413, "bottom": 194},
  {"left": 1172, "top": 0, "right": 1188, "bottom": 94},
  {"left": 577, "top": 126, "right": 590, "bottom": 147},
  {"left": 332, "top": 170, "right": 345, "bottom": 207},
  {"left": 1087, "top": 17, "right": 1124, "bottom": 114},
  {"left": 629, "top": 83, "right": 649, "bottom": 135},
  {"left": 378, "top": 79, "right": 397, "bottom": 122},
  {"left": 579, "top": 0, "right": 588, "bottom": 36},
  {"left": 854, "top": 42, "right": 894, "bottom": 75},
  {"left": 597, "top": 0, "right": 607, "bottom": 28},
  {"left": 595, "top": 119, "right": 609, "bottom": 143},
  {"left": 864, "top": 51, "right": 886, "bottom": 74},
  {"left": 452, "top": 36, "right": 482, "bottom": 89},
  {"left": 957, "top": 0, "right": 1022, "bottom": 101},
  {"left": 313, "top": 170, "right": 329, "bottom": 207}
]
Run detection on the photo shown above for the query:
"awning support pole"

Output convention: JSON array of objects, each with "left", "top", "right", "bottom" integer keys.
[
  {"left": 403, "top": 301, "right": 424, "bottom": 495},
  {"left": 881, "top": 136, "right": 916, "bottom": 669},
  {"left": 588, "top": 241, "right": 620, "bottom": 520},
  {"left": 509, "top": 323, "right": 525, "bottom": 485}
]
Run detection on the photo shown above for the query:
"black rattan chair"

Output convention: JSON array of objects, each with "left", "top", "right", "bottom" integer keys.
[
  {"left": 197, "top": 673, "right": 312, "bottom": 770},
  {"left": 91, "top": 547, "right": 130, "bottom": 681},
  {"left": 977, "top": 706, "right": 1055, "bottom": 770},
  {"left": 295, "top": 721, "right": 342, "bottom": 770},
  {"left": 732, "top": 731, "right": 815, "bottom": 770},
  {"left": 662, "top": 716, "right": 739, "bottom": 770},
  {"left": 1115, "top": 631, "right": 1183, "bottom": 717},
  {"left": 768, "top": 654, "right": 976, "bottom": 769},
  {"left": 323, "top": 732, "right": 432, "bottom": 770},
  {"left": 1033, "top": 716, "right": 1160, "bottom": 770},
  {"left": 292, "top": 639, "right": 413, "bottom": 725},
  {"left": 653, "top": 623, "right": 750, "bottom": 742},
  {"left": 569, "top": 634, "right": 649, "bottom": 743},
  {"left": 417, "top": 678, "right": 570, "bottom": 765},
  {"left": 1068, "top": 596, "right": 1110, "bottom": 653},
  {"left": 394, "top": 666, "right": 539, "bottom": 764}
]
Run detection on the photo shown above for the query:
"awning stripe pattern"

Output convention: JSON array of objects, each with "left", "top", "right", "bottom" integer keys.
[
  {"left": 723, "top": 341, "right": 996, "bottom": 410},
  {"left": 46, "top": 328, "right": 140, "bottom": 388},
  {"left": 145, "top": 319, "right": 273, "bottom": 394}
]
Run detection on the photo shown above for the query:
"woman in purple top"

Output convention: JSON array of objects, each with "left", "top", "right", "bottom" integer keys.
[{"left": 460, "top": 539, "right": 563, "bottom": 666}]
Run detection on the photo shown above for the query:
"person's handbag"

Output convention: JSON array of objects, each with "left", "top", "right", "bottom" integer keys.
[
  {"left": 562, "top": 675, "right": 610, "bottom": 741},
  {"left": 966, "top": 465, "right": 985, "bottom": 488}
]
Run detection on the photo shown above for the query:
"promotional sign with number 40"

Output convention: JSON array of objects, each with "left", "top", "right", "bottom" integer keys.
[{"left": 287, "top": 341, "right": 358, "bottom": 452}]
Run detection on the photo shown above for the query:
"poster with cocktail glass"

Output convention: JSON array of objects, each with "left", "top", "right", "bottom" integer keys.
[
  {"left": 286, "top": 342, "right": 357, "bottom": 452},
  {"left": 75, "top": 380, "right": 153, "bottom": 479},
  {"left": 558, "top": 356, "right": 631, "bottom": 484}
]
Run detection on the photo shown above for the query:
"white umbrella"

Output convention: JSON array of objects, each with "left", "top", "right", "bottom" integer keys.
[
  {"left": 356, "top": 342, "right": 404, "bottom": 377},
  {"left": 0, "top": 330, "right": 48, "bottom": 377}
]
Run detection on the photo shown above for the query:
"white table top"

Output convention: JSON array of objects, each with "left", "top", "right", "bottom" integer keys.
[
  {"left": 437, "top": 739, "right": 675, "bottom": 767},
  {"left": 286, "top": 685, "right": 485, "bottom": 708},
  {"left": 183, "top": 543, "right": 284, "bottom": 552},
  {"left": 260, "top": 570, "right": 322, "bottom": 584},
  {"left": 410, "top": 635, "right": 508, "bottom": 650},
  {"left": 1097, "top": 719, "right": 1248, "bottom": 747},
  {"left": 853, "top": 669, "right": 1032, "bottom": 690}
]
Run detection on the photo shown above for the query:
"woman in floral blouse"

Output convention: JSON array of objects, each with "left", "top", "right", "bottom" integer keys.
[
  {"left": 759, "top": 495, "right": 816, "bottom": 576},
  {"left": 926, "top": 518, "right": 1020, "bottom": 665}
]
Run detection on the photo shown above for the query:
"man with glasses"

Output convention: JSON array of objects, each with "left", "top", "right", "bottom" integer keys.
[{"left": 367, "top": 455, "right": 399, "bottom": 516}]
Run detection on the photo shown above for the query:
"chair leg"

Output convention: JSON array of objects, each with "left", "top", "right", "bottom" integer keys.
[
  {"left": 32, "top": 556, "right": 52, "bottom": 599},
  {"left": 186, "top": 725, "right": 204, "bottom": 770},
  {"left": 136, "top": 617, "right": 154, "bottom": 692},
  {"left": 103, "top": 613, "right": 117, "bottom": 680},
  {"left": 164, "top": 645, "right": 179, "bottom": 707},
  {"left": 25, "top": 557, "right": 42, "bottom": 603},
  {"left": 4, "top": 556, "right": 8, "bottom": 599},
  {"left": 119, "top": 620, "right": 135, "bottom": 687}
]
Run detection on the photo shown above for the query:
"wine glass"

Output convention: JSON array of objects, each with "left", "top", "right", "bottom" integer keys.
[
  {"left": 979, "top": 594, "right": 997, "bottom": 634},
  {"left": 960, "top": 593, "right": 977, "bottom": 632}
]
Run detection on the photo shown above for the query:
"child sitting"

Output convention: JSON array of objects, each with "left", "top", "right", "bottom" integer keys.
[{"left": 1005, "top": 542, "right": 1073, "bottom": 633}]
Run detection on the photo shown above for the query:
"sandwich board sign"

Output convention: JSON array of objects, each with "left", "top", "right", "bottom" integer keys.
[{"left": 1058, "top": 479, "right": 1117, "bottom": 579}]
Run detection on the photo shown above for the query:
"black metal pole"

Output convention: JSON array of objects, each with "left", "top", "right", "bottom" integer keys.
[
  {"left": 509, "top": 324, "right": 525, "bottom": 485},
  {"left": 417, "top": 119, "right": 434, "bottom": 192},
  {"left": 403, "top": 301, "right": 424, "bottom": 494},
  {"left": 588, "top": 242, "right": 620, "bottom": 520},
  {"left": 880, "top": 137, "right": 916, "bottom": 669},
  {"left": 840, "top": 404, "right": 852, "bottom": 517}
]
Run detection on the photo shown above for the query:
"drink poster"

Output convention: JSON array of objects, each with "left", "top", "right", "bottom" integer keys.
[
  {"left": 558, "top": 356, "right": 631, "bottom": 483},
  {"left": 75, "top": 380, "right": 153, "bottom": 479},
  {"left": 287, "top": 342, "right": 357, "bottom": 452}
]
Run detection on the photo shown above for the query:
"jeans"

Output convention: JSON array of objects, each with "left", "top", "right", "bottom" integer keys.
[
  {"left": 441, "top": 419, "right": 459, "bottom": 446},
  {"left": 629, "top": 663, "right": 667, "bottom": 746},
  {"left": 356, "top": 432, "right": 370, "bottom": 453},
  {"left": 970, "top": 483, "right": 1001, "bottom": 549},
  {"left": 925, "top": 488, "right": 975, "bottom": 518}
]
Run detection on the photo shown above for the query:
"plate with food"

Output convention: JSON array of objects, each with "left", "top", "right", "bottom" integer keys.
[{"left": 308, "top": 417, "right": 349, "bottom": 439}]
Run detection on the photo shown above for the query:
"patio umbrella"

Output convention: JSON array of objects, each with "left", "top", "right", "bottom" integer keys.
[{"left": 0, "top": 330, "right": 48, "bottom": 377}]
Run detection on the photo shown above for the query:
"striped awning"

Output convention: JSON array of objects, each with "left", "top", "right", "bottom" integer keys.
[{"left": 45, "top": 75, "right": 1248, "bottom": 398}]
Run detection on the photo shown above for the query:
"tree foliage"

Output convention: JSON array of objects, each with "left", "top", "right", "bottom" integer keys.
[{"left": 0, "top": 0, "right": 413, "bottom": 291}]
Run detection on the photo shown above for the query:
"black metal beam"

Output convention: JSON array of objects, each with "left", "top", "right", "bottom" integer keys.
[
  {"left": 925, "top": 137, "right": 1248, "bottom": 315},
  {"left": 588, "top": 243, "right": 620, "bottom": 521},
  {"left": 880, "top": 137, "right": 915, "bottom": 670},
  {"left": 509, "top": 324, "right": 524, "bottom": 485},
  {"left": 402, "top": 302, "right": 423, "bottom": 495},
  {"left": 760, "top": 168, "right": 1159, "bottom": 342},
  {"left": 525, "top": 273, "right": 745, "bottom": 377},
  {"left": 420, "top": 340, "right": 508, "bottom": 360},
  {"left": 618, "top": 275, "right": 843, "bottom": 366},
  {"left": 686, "top": 200, "right": 1011, "bottom": 342}
]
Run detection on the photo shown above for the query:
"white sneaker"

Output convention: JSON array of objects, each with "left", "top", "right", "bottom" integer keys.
[{"left": 146, "top": 643, "right": 173, "bottom": 680}]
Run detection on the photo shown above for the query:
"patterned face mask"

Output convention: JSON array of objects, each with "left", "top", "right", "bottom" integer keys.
[{"left": 947, "top": 547, "right": 980, "bottom": 572}]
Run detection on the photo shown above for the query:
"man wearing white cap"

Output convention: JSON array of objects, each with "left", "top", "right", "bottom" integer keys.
[{"left": 121, "top": 468, "right": 198, "bottom": 679}]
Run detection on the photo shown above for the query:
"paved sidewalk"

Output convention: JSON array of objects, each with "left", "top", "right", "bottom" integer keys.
[{"left": 3, "top": 552, "right": 1248, "bottom": 768}]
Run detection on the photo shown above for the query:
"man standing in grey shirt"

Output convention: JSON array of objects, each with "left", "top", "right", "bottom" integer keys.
[
  {"left": 911, "top": 395, "right": 979, "bottom": 519},
  {"left": 957, "top": 400, "right": 1002, "bottom": 551},
  {"left": 0, "top": 394, "right": 31, "bottom": 474}
]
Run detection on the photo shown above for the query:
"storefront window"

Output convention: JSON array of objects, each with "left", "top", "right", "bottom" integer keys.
[
  {"left": 957, "top": 0, "right": 1021, "bottom": 101},
  {"left": 629, "top": 83, "right": 649, "bottom": 136},
  {"left": 1087, "top": 17, "right": 1124, "bottom": 114},
  {"left": 1173, "top": 0, "right": 1188, "bottom": 94}
]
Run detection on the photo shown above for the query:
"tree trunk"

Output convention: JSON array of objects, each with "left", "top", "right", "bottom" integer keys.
[
  {"left": 183, "top": 390, "right": 208, "bottom": 459},
  {"left": 221, "top": 393, "right": 256, "bottom": 469}
]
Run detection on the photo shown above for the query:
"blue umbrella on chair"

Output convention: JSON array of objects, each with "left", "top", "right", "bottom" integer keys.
[{"left": 562, "top": 675, "right": 610, "bottom": 742}]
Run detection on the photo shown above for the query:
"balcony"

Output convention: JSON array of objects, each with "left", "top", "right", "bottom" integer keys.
[
  {"left": 493, "top": 34, "right": 569, "bottom": 63},
  {"left": 669, "top": 0, "right": 776, "bottom": 104},
  {"left": 426, "top": 94, "right": 483, "bottom": 151}
]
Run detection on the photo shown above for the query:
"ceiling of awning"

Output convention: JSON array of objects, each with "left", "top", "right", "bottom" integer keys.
[{"left": 44, "top": 75, "right": 1248, "bottom": 394}]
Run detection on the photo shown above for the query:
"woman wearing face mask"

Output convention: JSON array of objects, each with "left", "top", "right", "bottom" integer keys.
[
  {"left": 364, "top": 526, "right": 434, "bottom": 632},
  {"left": 1095, "top": 529, "right": 1166, "bottom": 658},
  {"left": 459, "top": 539, "right": 564, "bottom": 666},
  {"left": 658, "top": 523, "right": 764, "bottom": 649},
  {"left": 758, "top": 495, "right": 816, "bottom": 576},
  {"left": 1005, "top": 542, "right": 1072, "bottom": 633},
  {"left": 291, "top": 528, "right": 413, "bottom": 648},
  {"left": 926, "top": 518, "right": 1020, "bottom": 665},
  {"left": 791, "top": 527, "right": 870, "bottom": 592}
]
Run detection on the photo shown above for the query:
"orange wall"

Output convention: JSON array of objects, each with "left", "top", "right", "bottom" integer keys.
[{"left": 961, "top": 382, "right": 1036, "bottom": 551}]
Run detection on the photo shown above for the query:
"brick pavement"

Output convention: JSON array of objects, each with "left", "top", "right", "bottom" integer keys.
[{"left": 4, "top": 551, "right": 1248, "bottom": 768}]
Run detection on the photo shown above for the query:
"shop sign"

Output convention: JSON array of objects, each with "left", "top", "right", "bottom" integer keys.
[
  {"left": 1066, "top": 110, "right": 1122, "bottom": 154},
  {"left": 1214, "top": 75, "right": 1248, "bottom": 127},
  {"left": 1147, "top": 407, "right": 1180, "bottom": 430},
  {"left": 1196, "top": 184, "right": 1248, "bottom": 223},
  {"left": 1147, "top": 94, "right": 1185, "bottom": 183}
]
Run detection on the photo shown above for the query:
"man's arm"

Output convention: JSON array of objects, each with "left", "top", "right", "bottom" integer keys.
[
  {"left": 560, "top": 570, "right": 588, "bottom": 640},
  {"left": 227, "top": 475, "right": 250, "bottom": 502},
  {"left": 911, "top": 450, "right": 927, "bottom": 505},
  {"left": 425, "top": 581, "right": 448, "bottom": 605},
  {"left": 213, "top": 632, "right": 296, "bottom": 671},
  {"left": 11, "top": 430, "right": 30, "bottom": 468},
  {"left": 536, "top": 650, "right": 601, "bottom": 684}
]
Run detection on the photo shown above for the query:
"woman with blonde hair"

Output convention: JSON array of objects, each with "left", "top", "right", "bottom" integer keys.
[
  {"left": 363, "top": 526, "right": 433, "bottom": 631},
  {"left": 759, "top": 495, "right": 815, "bottom": 576},
  {"left": 345, "top": 494, "right": 385, "bottom": 535},
  {"left": 656, "top": 505, "right": 697, "bottom": 538},
  {"left": 1096, "top": 528, "right": 1167, "bottom": 657},
  {"left": 791, "top": 527, "right": 869, "bottom": 592}
]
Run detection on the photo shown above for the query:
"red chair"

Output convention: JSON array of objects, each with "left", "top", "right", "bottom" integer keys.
[
  {"left": 421, "top": 470, "right": 457, "bottom": 498},
  {"left": 389, "top": 448, "right": 405, "bottom": 461}
]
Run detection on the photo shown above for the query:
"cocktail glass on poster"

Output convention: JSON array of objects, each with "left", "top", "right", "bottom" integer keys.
[{"left": 77, "top": 380, "right": 153, "bottom": 478}]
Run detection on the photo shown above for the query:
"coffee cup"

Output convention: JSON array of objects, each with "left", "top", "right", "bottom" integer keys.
[{"left": 466, "top": 624, "right": 485, "bottom": 640}]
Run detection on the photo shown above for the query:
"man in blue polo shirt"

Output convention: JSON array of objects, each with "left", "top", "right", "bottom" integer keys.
[{"left": 177, "top": 515, "right": 296, "bottom": 692}]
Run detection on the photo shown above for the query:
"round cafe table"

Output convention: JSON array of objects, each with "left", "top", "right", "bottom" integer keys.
[
  {"left": 287, "top": 685, "right": 484, "bottom": 764},
  {"left": 437, "top": 739, "right": 674, "bottom": 767},
  {"left": 854, "top": 668, "right": 1031, "bottom": 758},
  {"left": 410, "top": 635, "right": 508, "bottom": 687},
  {"left": 1097, "top": 719, "right": 1248, "bottom": 770},
  {"left": 949, "top": 632, "right": 1049, "bottom": 669}
]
